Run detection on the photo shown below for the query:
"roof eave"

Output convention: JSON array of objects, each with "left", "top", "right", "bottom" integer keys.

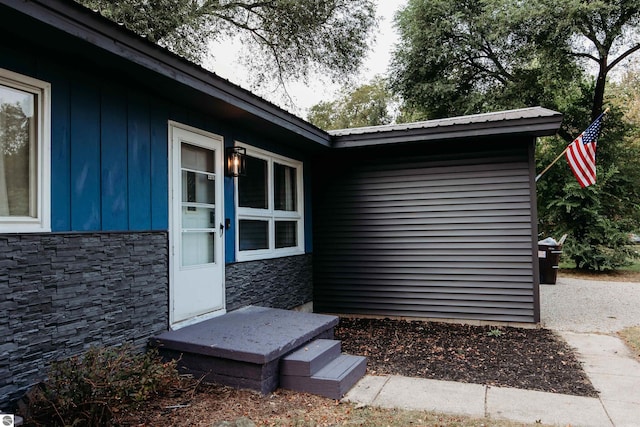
[{"left": 330, "top": 108, "right": 564, "bottom": 149}]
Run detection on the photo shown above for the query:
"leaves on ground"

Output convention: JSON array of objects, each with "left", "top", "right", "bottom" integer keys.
[{"left": 336, "top": 317, "right": 598, "bottom": 397}]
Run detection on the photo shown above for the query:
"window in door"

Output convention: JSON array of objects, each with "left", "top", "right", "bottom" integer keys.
[{"left": 181, "top": 143, "right": 217, "bottom": 266}]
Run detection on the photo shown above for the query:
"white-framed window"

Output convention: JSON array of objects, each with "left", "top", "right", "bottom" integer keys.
[
  {"left": 235, "top": 143, "right": 304, "bottom": 261},
  {"left": 0, "top": 68, "right": 50, "bottom": 233}
]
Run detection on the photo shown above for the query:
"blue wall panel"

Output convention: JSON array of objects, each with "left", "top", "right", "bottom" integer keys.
[
  {"left": 127, "top": 93, "right": 152, "bottom": 230},
  {"left": 70, "top": 81, "right": 101, "bottom": 231},
  {"left": 303, "top": 160, "right": 313, "bottom": 253},
  {"left": 100, "top": 88, "right": 128, "bottom": 230},
  {"left": 150, "top": 102, "right": 169, "bottom": 230},
  {"left": 224, "top": 134, "right": 236, "bottom": 263},
  {"left": 49, "top": 71, "right": 71, "bottom": 231}
]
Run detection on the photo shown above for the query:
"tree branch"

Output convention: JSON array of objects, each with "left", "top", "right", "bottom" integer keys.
[{"left": 607, "top": 44, "right": 640, "bottom": 72}]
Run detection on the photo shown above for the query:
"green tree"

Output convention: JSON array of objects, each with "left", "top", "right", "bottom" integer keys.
[
  {"left": 390, "top": 0, "right": 578, "bottom": 122},
  {"left": 75, "top": 0, "right": 376, "bottom": 88},
  {"left": 608, "top": 66, "right": 640, "bottom": 134},
  {"left": 307, "top": 76, "right": 397, "bottom": 130},
  {"left": 390, "top": 0, "right": 640, "bottom": 126}
]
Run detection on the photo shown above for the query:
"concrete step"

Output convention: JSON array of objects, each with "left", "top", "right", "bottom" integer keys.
[
  {"left": 280, "top": 354, "right": 367, "bottom": 400},
  {"left": 280, "top": 339, "right": 341, "bottom": 377},
  {"left": 151, "top": 306, "right": 338, "bottom": 394}
]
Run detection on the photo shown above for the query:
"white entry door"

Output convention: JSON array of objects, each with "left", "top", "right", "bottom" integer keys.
[{"left": 169, "top": 124, "right": 225, "bottom": 328}]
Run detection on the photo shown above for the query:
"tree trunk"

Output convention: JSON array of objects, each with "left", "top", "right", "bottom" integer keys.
[{"left": 591, "top": 61, "right": 607, "bottom": 121}]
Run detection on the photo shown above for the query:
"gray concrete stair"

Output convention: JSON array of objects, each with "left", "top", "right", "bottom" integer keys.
[
  {"left": 280, "top": 339, "right": 367, "bottom": 399},
  {"left": 151, "top": 306, "right": 338, "bottom": 394},
  {"left": 280, "top": 339, "right": 342, "bottom": 377}
]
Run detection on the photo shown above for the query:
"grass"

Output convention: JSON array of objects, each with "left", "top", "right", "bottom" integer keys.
[
  {"left": 255, "top": 404, "right": 554, "bottom": 427},
  {"left": 558, "top": 258, "right": 640, "bottom": 271},
  {"left": 619, "top": 326, "right": 640, "bottom": 361},
  {"left": 621, "top": 260, "right": 640, "bottom": 272},
  {"left": 557, "top": 257, "right": 640, "bottom": 282}
]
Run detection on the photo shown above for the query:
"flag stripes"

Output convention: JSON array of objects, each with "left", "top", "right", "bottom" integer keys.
[
  {"left": 565, "top": 112, "right": 605, "bottom": 188},
  {"left": 566, "top": 134, "right": 597, "bottom": 187}
]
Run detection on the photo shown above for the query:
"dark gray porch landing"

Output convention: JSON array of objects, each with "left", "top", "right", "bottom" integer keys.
[{"left": 150, "top": 306, "right": 339, "bottom": 393}]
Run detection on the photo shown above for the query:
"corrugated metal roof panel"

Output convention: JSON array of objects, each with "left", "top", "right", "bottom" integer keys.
[{"left": 329, "top": 107, "right": 563, "bottom": 148}]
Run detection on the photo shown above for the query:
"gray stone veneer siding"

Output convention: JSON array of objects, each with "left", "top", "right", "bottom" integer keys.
[
  {"left": 0, "top": 231, "right": 169, "bottom": 408},
  {"left": 225, "top": 254, "right": 313, "bottom": 312}
]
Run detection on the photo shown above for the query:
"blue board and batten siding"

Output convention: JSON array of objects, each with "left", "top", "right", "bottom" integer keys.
[
  {"left": 313, "top": 143, "right": 540, "bottom": 323},
  {"left": 2, "top": 49, "right": 313, "bottom": 259},
  {"left": 47, "top": 69, "right": 169, "bottom": 232}
]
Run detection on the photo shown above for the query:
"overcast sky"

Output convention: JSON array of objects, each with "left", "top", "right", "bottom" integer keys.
[{"left": 206, "top": 1, "right": 406, "bottom": 117}]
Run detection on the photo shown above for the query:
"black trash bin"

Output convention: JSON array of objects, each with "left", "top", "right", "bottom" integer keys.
[{"left": 538, "top": 244, "right": 562, "bottom": 284}]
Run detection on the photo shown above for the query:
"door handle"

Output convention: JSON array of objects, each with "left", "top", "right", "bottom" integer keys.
[{"left": 219, "top": 223, "right": 224, "bottom": 236}]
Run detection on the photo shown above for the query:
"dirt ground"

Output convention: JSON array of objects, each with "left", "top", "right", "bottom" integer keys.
[{"left": 335, "top": 317, "right": 597, "bottom": 397}]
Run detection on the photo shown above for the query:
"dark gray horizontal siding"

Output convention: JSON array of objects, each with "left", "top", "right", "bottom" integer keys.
[{"left": 313, "top": 148, "right": 537, "bottom": 323}]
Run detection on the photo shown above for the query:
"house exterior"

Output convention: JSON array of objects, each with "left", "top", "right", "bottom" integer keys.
[
  {"left": 0, "top": 0, "right": 562, "bottom": 407},
  {"left": 313, "top": 113, "right": 562, "bottom": 323}
]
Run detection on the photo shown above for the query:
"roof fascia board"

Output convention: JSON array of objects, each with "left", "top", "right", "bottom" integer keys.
[
  {"left": 6, "top": 0, "right": 330, "bottom": 147},
  {"left": 331, "top": 114, "right": 563, "bottom": 149}
]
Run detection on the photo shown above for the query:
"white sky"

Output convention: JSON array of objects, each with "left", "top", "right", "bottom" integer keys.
[{"left": 206, "top": 0, "right": 406, "bottom": 117}]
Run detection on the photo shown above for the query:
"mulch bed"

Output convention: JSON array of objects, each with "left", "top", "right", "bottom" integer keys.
[{"left": 335, "top": 317, "right": 599, "bottom": 397}]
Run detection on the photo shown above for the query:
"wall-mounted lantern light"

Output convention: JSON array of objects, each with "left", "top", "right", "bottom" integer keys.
[{"left": 226, "top": 146, "right": 247, "bottom": 177}]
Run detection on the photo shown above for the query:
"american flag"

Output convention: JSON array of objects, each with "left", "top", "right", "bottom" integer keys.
[{"left": 565, "top": 112, "right": 606, "bottom": 188}]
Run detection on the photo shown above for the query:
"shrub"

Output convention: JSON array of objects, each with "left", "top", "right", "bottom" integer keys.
[{"left": 20, "top": 344, "right": 180, "bottom": 426}]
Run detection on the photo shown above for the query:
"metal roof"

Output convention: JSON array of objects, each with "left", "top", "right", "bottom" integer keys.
[{"left": 329, "top": 107, "right": 563, "bottom": 148}]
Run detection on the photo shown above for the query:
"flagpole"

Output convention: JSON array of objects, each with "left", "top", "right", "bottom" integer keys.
[
  {"left": 535, "top": 147, "right": 570, "bottom": 182},
  {"left": 535, "top": 107, "right": 610, "bottom": 183}
]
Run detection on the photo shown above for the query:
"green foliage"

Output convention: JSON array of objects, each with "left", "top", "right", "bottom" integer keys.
[
  {"left": 390, "top": 0, "right": 640, "bottom": 122},
  {"left": 20, "top": 345, "right": 181, "bottom": 426},
  {"left": 545, "top": 177, "right": 636, "bottom": 271},
  {"left": 307, "top": 76, "right": 398, "bottom": 130},
  {"left": 537, "top": 107, "right": 640, "bottom": 270},
  {"left": 75, "top": 0, "right": 376, "bottom": 89},
  {"left": 390, "top": 0, "right": 581, "bottom": 120},
  {"left": 487, "top": 328, "right": 504, "bottom": 338}
]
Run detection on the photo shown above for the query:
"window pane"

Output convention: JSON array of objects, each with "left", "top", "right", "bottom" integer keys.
[
  {"left": 182, "top": 207, "right": 215, "bottom": 229},
  {"left": 0, "top": 84, "right": 35, "bottom": 217},
  {"left": 239, "top": 219, "right": 268, "bottom": 251},
  {"left": 181, "top": 170, "right": 215, "bottom": 205},
  {"left": 238, "top": 155, "right": 267, "bottom": 209},
  {"left": 182, "top": 231, "right": 215, "bottom": 266},
  {"left": 275, "top": 221, "right": 297, "bottom": 248},
  {"left": 274, "top": 162, "right": 296, "bottom": 211},
  {"left": 181, "top": 143, "right": 214, "bottom": 173}
]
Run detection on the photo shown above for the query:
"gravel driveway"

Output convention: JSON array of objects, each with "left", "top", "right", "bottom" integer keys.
[{"left": 540, "top": 276, "right": 640, "bottom": 333}]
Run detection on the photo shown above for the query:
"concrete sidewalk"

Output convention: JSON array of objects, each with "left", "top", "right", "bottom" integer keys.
[
  {"left": 344, "top": 332, "right": 640, "bottom": 426},
  {"left": 343, "top": 278, "right": 640, "bottom": 426}
]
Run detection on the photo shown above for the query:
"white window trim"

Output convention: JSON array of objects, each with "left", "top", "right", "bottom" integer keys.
[
  {"left": 234, "top": 143, "right": 304, "bottom": 262},
  {"left": 0, "top": 68, "right": 51, "bottom": 233}
]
